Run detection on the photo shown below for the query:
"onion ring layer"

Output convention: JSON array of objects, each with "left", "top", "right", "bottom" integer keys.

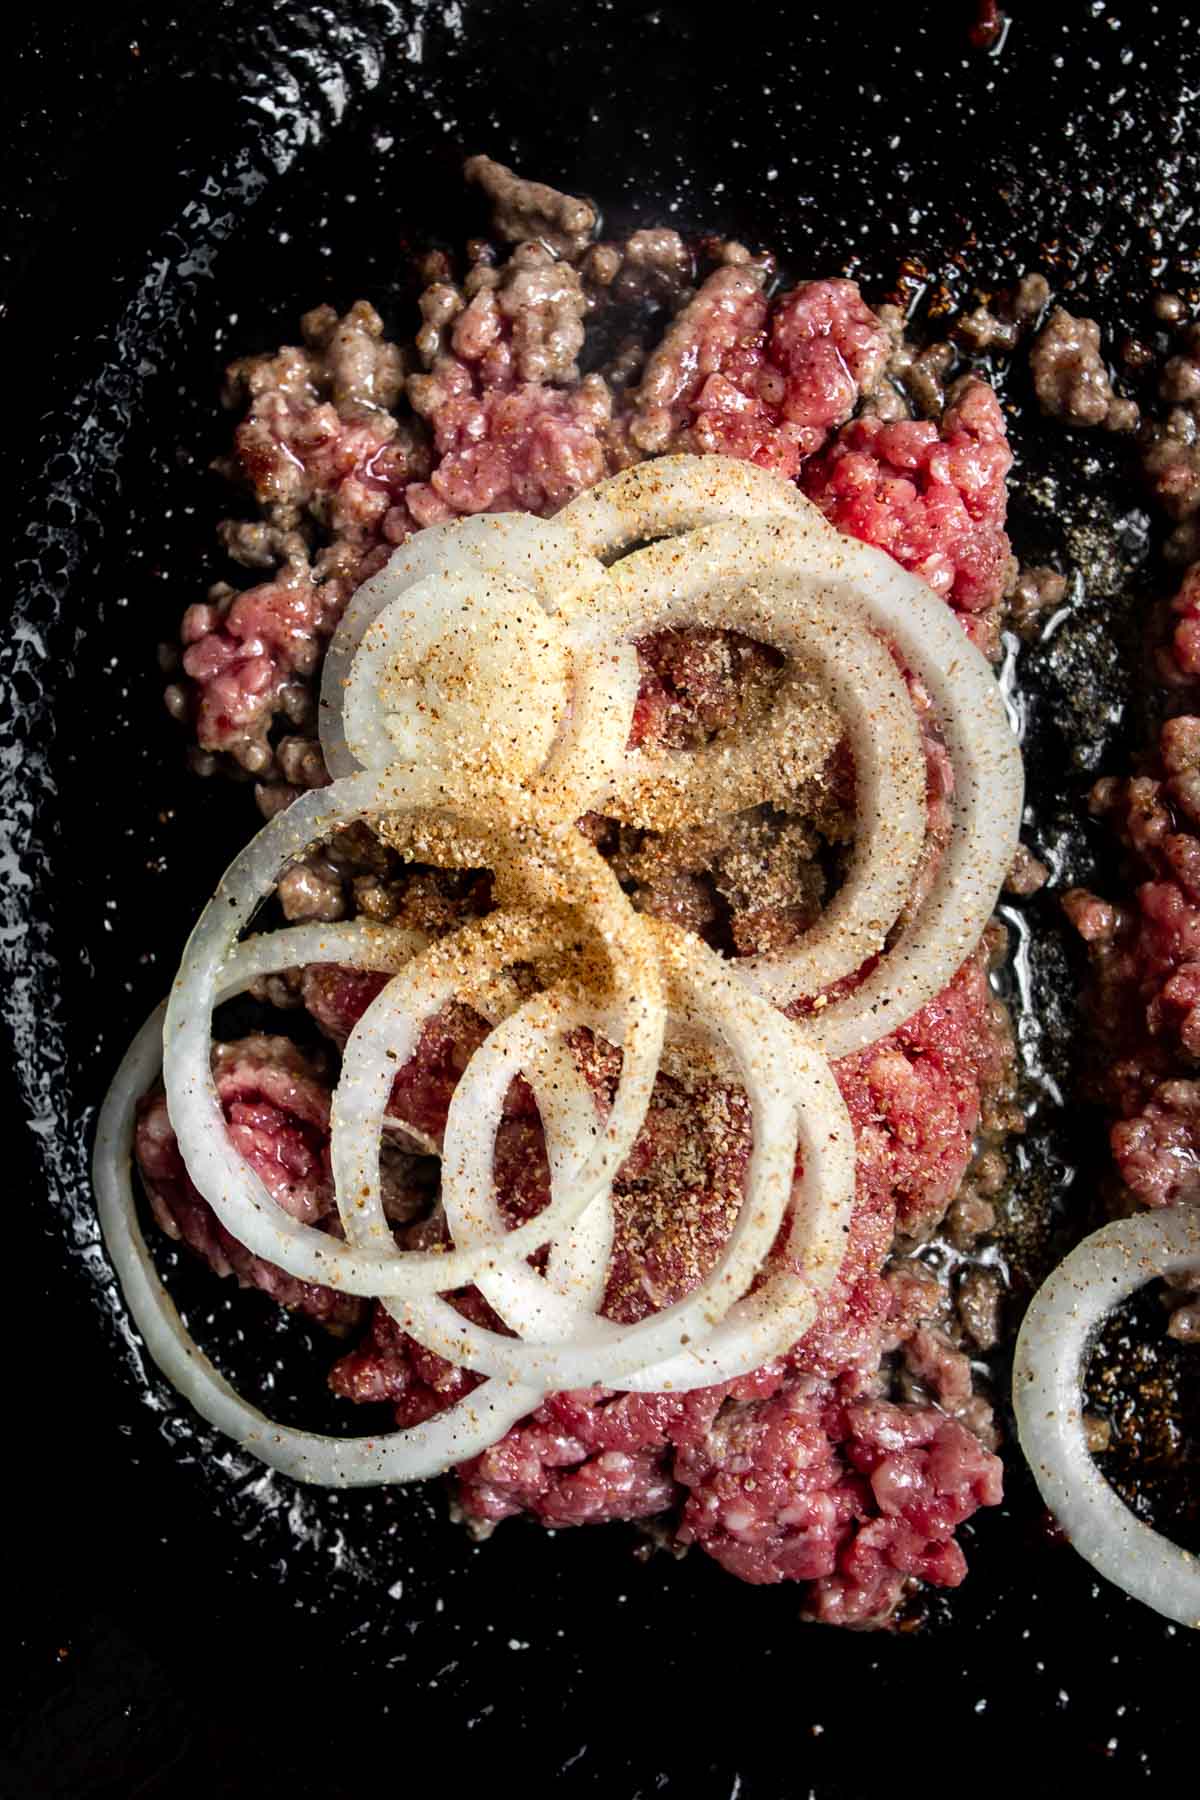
[{"left": 1013, "top": 1207, "right": 1200, "bottom": 1628}]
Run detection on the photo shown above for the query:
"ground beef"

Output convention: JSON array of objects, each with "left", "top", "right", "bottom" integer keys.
[
  {"left": 173, "top": 564, "right": 340, "bottom": 777},
  {"left": 629, "top": 270, "right": 890, "bottom": 476},
  {"left": 674, "top": 1387, "right": 1001, "bottom": 1622},
  {"left": 968, "top": 0, "right": 1007, "bottom": 51},
  {"left": 133, "top": 1035, "right": 362, "bottom": 1331},
  {"left": 1004, "top": 843, "right": 1050, "bottom": 896},
  {"left": 146, "top": 156, "right": 1024, "bottom": 1622},
  {"left": 168, "top": 300, "right": 428, "bottom": 803},
  {"left": 954, "top": 272, "right": 1049, "bottom": 355},
  {"left": 415, "top": 239, "right": 590, "bottom": 386},
  {"left": 276, "top": 832, "right": 492, "bottom": 930},
  {"left": 329, "top": 1297, "right": 488, "bottom": 1428},
  {"left": 222, "top": 302, "right": 419, "bottom": 542},
  {"left": 832, "top": 948, "right": 1011, "bottom": 1243},
  {"left": 1007, "top": 564, "right": 1068, "bottom": 640},
  {"left": 801, "top": 375, "right": 1014, "bottom": 653},
  {"left": 587, "top": 227, "right": 695, "bottom": 315},
  {"left": 403, "top": 361, "right": 616, "bottom": 528},
  {"left": 463, "top": 154, "right": 598, "bottom": 262},
  {"left": 1067, "top": 546, "right": 1200, "bottom": 1329},
  {"left": 1029, "top": 305, "right": 1140, "bottom": 432},
  {"left": 956, "top": 1265, "right": 1004, "bottom": 1351}
]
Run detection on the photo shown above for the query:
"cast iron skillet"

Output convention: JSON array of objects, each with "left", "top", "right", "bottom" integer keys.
[{"left": 2, "top": 2, "right": 1198, "bottom": 1793}]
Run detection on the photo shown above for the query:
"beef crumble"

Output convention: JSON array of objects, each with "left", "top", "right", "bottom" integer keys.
[{"left": 1029, "top": 305, "right": 1141, "bottom": 433}]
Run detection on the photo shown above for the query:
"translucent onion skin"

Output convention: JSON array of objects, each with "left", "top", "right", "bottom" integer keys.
[{"left": 1013, "top": 1207, "right": 1200, "bottom": 1629}]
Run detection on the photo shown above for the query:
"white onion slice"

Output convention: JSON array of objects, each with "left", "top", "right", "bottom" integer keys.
[
  {"left": 442, "top": 917, "right": 857, "bottom": 1395},
  {"left": 164, "top": 772, "right": 448, "bottom": 1298},
  {"left": 557, "top": 451, "right": 802, "bottom": 560},
  {"left": 580, "top": 537, "right": 926, "bottom": 988},
  {"left": 342, "top": 566, "right": 572, "bottom": 779},
  {"left": 558, "top": 464, "right": 1022, "bottom": 1058},
  {"left": 1013, "top": 1208, "right": 1200, "bottom": 1629},
  {"left": 565, "top": 501, "right": 1020, "bottom": 1056},
  {"left": 776, "top": 524, "right": 1023, "bottom": 1059},
  {"left": 165, "top": 775, "right": 665, "bottom": 1298},
  {"left": 94, "top": 993, "right": 539, "bottom": 1488},
  {"left": 390, "top": 921, "right": 854, "bottom": 1390},
  {"left": 329, "top": 912, "right": 658, "bottom": 1294},
  {"left": 321, "top": 512, "right": 609, "bottom": 777},
  {"left": 320, "top": 511, "right": 636, "bottom": 824}
]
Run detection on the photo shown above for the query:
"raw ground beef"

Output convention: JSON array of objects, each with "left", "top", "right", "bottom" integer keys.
[
  {"left": 163, "top": 156, "right": 1013, "bottom": 819},
  {"left": 138, "top": 156, "right": 1029, "bottom": 1625},
  {"left": 134, "top": 1036, "right": 363, "bottom": 1332},
  {"left": 801, "top": 374, "right": 1014, "bottom": 654}
]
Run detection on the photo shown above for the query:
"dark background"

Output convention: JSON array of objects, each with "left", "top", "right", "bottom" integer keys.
[{"left": 2, "top": 1, "right": 1197, "bottom": 1794}]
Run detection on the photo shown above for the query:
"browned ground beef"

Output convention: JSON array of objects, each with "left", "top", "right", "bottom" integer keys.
[
  {"left": 1029, "top": 305, "right": 1141, "bottom": 432},
  {"left": 1140, "top": 322, "right": 1200, "bottom": 565}
]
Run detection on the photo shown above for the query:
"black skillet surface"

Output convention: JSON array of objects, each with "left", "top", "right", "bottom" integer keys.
[{"left": 2, "top": 1, "right": 1198, "bottom": 1793}]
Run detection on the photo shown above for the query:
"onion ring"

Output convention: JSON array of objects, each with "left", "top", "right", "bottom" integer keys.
[
  {"left": 94, "top": 971, "right": 540, "bottom": 1486},
  {"left": 322, "top": 512, "right": 609, "bottom": 773},
  {"left": 164, "top": 774, "right": 665, "bottom": 1297},
  {"left": 557, "top": 451, "right": 803, "bottom": 560},
  {"left": 573, "top": 538, "right": 927, "bottom": 1005},
  {"left": 562, "top": 503, "right": 1020, "bottom": 1054},
  {"left": 328, "top": 907, "right": 658, "bottom": 1294},
  {"left": 342, "top": 566, "right": 573, "bottom": 780},
  {"left": 1012, "top": 1207, "right": 1200, "bottom": 1628},
  {"left": 388, "top": 920, "right": 854, "bottom": 1390},
  {"left": 321, "top": 511, "right": 638, "bottom": 824}
]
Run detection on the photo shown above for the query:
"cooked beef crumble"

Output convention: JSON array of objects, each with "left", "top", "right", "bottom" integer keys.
[{"left": 1029, "top": 305, "right": 1141, "bottom": 433}]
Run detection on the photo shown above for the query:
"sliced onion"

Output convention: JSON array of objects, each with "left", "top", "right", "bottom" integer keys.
[
  {"left": 329, "top": 905, "right": 659, "bottom": 1295},
  {"left": 456, "top": 918, "right": 857, "bottom": 1395},
  {"left": 163, "top": 772, "right": 447, "bottom": 1299},
  {"left": 572, "top": 507, "right": 1019, "bottom": 1055},
  {"left": 787, "top": 524, "right": 1022, "bottom": 1058},
  {"left": 321, "top": 511, "right": 636, "bottom": 824},
  {"left": 578, "top": 535, "right": 927, "bottom": 987},
  {"left": 165, "top": 776, "right": 665, "bottom": 1298},
  {"left": 391, "top": 920, "right": 854, "bottom": 1390},
  {"left": 343, "top": 566, "right": 572, "bottom": 779},
  {"left": 1013, "top": 1208, "right": 1200, "bottom": 1628},
  {"left": 94, "top": 991, "right": 540, "bottom": 1488},
  {"left": 557, "top": 451, "right": 803, "bottom": 560},
  {"left": 321, "top": 512, "right": 609, "bottom": 778}
]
